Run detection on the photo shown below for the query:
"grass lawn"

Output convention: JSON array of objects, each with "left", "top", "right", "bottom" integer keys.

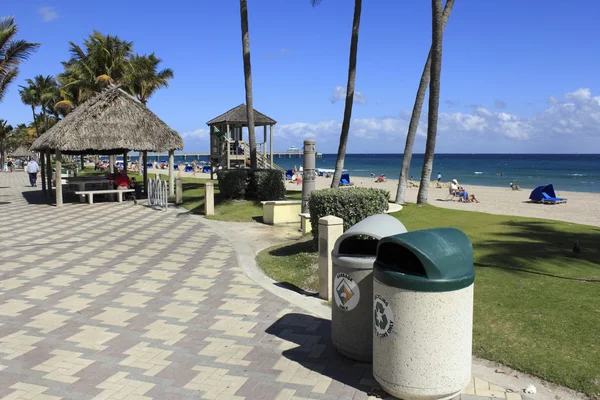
[
  {"left": 78, "top": 168, "right": 302, "bottom": 222},
  {"left": 257, "top": 204, "right": 600, "bottom": 397}
]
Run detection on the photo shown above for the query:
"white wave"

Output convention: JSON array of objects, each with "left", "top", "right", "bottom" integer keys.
[
  {"left": 567, "top": 173, "right": 585, "bottom": 176},
  {"left": 474, "top": 172, "right": 484, "bottom": 175}
]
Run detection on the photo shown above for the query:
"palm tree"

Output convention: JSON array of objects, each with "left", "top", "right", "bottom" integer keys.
[
  {"left": 395, "top": 0, "right": 455, "bottom": 204},
  {"left": 239, "top": 0, "right": 257, "bottom": 169},
  {"left": 312, "top": 0, "right": 362, "bottom": 188},
  {"left": 125, "top": 53, "right": 174, "bottom": 105},
  {"left": 24, "top": 75, "right": 58, "bottom": 132},
  {"left": 417, "top": 0, "right": 444, "bottom": 204},
  {"left": 0, "top": 16, "right": 40, "bottom": 102},
  {"left": 0, "top": 119, "right": 13, "bottom": 166}
]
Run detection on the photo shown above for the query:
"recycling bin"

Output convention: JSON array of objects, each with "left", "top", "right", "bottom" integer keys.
[
  {"left": 331, "top": 214, "right": 407, "bottom": 362},
  {"left": 372, "top": 228, "right": 475, "bottom": 400}
]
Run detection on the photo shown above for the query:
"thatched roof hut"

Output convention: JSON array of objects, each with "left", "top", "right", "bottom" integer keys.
[
  {"left": 30, "top": 86, "right": 183, "bottom": 155},
  {"left": 10, "top": 145, "right": 34, "bottom": 159}
]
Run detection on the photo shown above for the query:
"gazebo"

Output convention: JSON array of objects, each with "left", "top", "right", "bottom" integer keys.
[
  {"left": 30, "top": 86, "right": 183, "bottom": 207},
  {"left": 206, "top": 104, "right": 276, "bottom": 174},
  {"left": 10, "top": 145, "right": 34, "bottom": 160}
]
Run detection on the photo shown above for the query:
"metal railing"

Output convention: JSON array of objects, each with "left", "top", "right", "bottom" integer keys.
[{"left": 147, "top": 177, "right": 169, "bottom": 211}]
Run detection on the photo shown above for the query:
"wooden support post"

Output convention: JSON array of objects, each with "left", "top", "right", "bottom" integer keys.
[
  {"left": 123, "top": 152, "right": 128, "bottom": 173},
  {"left": 109, "top": 155, "right": 115, "bottom": 174},
  {"left": 204, "top": 182, "right": 214, "bottom": 215},
  {"left": 270, "top": 125, "right": 274, "bottom": 169},
  {"left": 143, "top": 151, "right": 148, "bottom": 198},
  {"left": 46, "top": 150, "right": 52, "bottom": 198},
  {"left": 55, "top": 150, "right": 63, "bottom": 207},
  {"left": 168, "top": 150, "right": 175, "bottom": 197},
  {"left": 40, "top": 151, "right": 46, "bottom": 194},
  {"left": 80, "top": 154, "right": 85, "bottom": 170},
  {"left": 318, "top": 215, "right": 343, "bottom": 300},
  {"left": 226, "top": 123, "right": 230, "bottom": 169},
  {"left": 263, "top": 125, "right": 267, "bottom": 161}
]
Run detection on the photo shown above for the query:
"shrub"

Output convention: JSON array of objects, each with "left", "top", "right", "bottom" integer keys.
[
  {"left": 217, "top": 169, "right": 285, "bottom": 201},
  {"left": 250, "top": 169, "right": 286, "bottom": 201},
  {"left": 217, "top": 169, "right": 250, "bottom": 199},
  {"left": 308, "top": 187, "right": 390, "bottom": 242}
]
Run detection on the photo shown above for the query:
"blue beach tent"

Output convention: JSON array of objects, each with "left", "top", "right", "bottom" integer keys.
[
  {"left": 202, "top": 165, "right": 211, "bottom": 173},
  {"left": 285, "top": 169, "right": 294, "bottom": 179},
  {"left": 340, "top": 173, "right": 354, "bottom": 186},
  {"left": 529, "top": 184, "right": 567, "bottom": 204}
]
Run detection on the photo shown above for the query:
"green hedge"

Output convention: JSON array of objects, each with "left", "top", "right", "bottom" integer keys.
[
  {"left": 308, "top": 187, "right": 390, "bottom": 242},
  {"left": 217, "top": 169, "right": 285, "bottom": 201},
  {"left": 217, "top": 169, "right": 249, "bottom": 199}
]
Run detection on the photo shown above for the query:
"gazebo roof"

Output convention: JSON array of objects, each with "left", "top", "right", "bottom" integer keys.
[
  {"left": 30, "top": 86, "right": 184, "bottom": 155},
  {"left": 10, "top": 145, "right": 33, "bottom": 158},
  {"left": 206, "top": 104, "right": 276, "bottom": 126}
]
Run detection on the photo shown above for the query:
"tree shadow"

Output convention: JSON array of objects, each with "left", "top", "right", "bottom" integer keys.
[
  {"left": 21, "top": 190, "right": 53, "bottom": 205},
  {"left": 268, "top": 239, "right": 317, "bottom": 256},
  {"left": 475, "top": 220, "right": 600, "bottom": 280},
  {"left": 265, "top": 313, "right": 376, "bottom": 394}
]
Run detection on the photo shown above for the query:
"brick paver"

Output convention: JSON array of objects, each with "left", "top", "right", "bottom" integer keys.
[{"left": 0, "top": 172, "right": 518, "bottom": 400}]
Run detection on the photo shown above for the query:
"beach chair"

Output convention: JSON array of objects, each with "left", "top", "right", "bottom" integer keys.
[
  {"left": 542, "top": 192, "right": 567, "bottom": 204},
  {"left": 445, "top": 186, "right": 459, "bottom": 201},
  {"left": 340, "top": 173, "right": 354, "bottom": 186}
]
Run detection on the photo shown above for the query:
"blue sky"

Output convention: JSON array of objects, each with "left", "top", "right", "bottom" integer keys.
[{"left": 2, "top": 0, "right": 600, "bottom": 153}]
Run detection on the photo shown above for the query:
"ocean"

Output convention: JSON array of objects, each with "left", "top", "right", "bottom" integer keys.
[{"left": 123, "top": 153, "right": 600, "bottom": 193}]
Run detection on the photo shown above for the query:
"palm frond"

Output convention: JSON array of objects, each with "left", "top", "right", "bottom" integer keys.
[{"left": 0, "top": 68, "right": 18, "bottom": 102}]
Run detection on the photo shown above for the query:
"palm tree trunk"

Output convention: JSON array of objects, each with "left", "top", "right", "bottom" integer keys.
[
  {"left": 331, "top": 0, "right": 362, "bottom": 188},
  {"left": 417, "top": 0, "right": 444, "bottom": 204},
  {"left": 395, "top": 0, "right": 455, "bottom": 204},
  {"left": 240, "top": 0, "right": 257, "bottom": 170}
]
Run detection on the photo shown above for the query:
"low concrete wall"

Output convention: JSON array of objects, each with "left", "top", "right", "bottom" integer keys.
[
  {"left": 299, "top": 213, "right": 312, "bottom": 235},
  {"left": 261, "top": 200, "right": 302, "bottom": 225}
]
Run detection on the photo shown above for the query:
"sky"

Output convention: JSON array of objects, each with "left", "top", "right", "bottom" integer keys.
[{"left": 1, "top": 0, "right": 600, "bottom": 154}]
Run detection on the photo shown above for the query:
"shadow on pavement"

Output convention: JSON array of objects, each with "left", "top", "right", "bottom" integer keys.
[
  {"left": 265, "top": 313, "right": 376, "bottom": 394},
  {"left": 21, "top": 190, "right": 53, "bottom": 205}
]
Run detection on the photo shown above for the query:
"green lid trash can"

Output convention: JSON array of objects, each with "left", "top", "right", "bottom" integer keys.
[
  {"left": 372, "top": 228, "right": 475, "bottom": 400},
  {"left": 331, "top": 214, "right": 407, "bottom": 362}
]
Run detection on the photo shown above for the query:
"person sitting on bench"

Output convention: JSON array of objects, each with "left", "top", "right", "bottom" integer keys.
[{"left": 114, "top": 171, "right": 132, "bottom": 190}]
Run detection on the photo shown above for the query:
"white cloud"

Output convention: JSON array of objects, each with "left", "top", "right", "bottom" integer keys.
[
  {"left": 547, "top": 96, "right": 560, "bottom": 104},
  {"left": 38, "top": 7, "right": 58, "bottom": 22},
  {"left": 330, "top": 86, "right": 367, "bottom": 104},
  {"left": 182, "top": 128, "right": 209, "bottom": 140}
]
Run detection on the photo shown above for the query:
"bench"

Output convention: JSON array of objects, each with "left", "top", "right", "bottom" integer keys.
[
  {"left": 261, "top": 200, "right": 302, "bottom": 225},
  {"left": 75, "top": 189, "right": 135, "bottom": 204}
]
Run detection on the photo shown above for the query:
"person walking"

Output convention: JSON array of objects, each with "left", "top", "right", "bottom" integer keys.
[
  {"left": 437, "top": 172, "right": 442, "bottom": 182},
  {"left": 25, "top": 158, "right": 39, "bottom": 187},
  {"left": 192, "top": 159, "right": 197, "bottom": 177}
]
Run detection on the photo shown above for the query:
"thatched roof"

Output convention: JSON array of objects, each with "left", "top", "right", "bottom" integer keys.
[
  {"left": 30, "top": 87, "right": 183, "bottom": 155},
  {"left": 10, "top": 145, "right": 34, "bottom": 158},
  {"left": 206, "top": 104, "right": 276, "bottom": 126}
]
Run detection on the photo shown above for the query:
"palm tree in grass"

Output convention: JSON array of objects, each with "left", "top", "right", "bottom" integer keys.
[
  {"left": 125, "top": 53, "right": 174, "bottom": 105},
  {"left": 417, "top": 0, "right": 444, "bottom": 204},
  {"left": 395, "top": 0, "right": 455, "bottom": 204},
  {"left": 239, "top": 0, "right": 257, "bottom": 169},
  {"left": 0, "top": 16, "right": 40, "bottom": 102},
  {"left": 312, "top": 0, "right": 362, "bottom": 188}
]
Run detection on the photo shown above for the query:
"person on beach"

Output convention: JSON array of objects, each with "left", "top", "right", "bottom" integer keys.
[
  {"left": 510, "top": 182, "right": 521, "bottom": 191},
  {"left": 437, "top": 172, "right": 442, "bottom": 182},
  {"left": 192, "top": 159, "right": 197, "bottom": 176},
  {"left": 7, "top": 158, "right": 13, "bottom": 173},
  {"left": 114, "top": 171, "right": 131, "bottom": 190},
  {"left": 25, "top": 158, "right": 39, "bottom": 187},
  {"left": 450, "top": 179, "right": 459, "bottom": 194}
]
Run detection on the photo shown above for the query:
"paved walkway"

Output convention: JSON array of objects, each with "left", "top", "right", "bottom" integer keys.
[{"left": 0, "top": 172, "right": 519, "bottom": 400}]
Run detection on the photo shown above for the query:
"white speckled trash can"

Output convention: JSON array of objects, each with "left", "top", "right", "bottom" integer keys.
[
  {"left": 372, "top": 228, "right": 475, "bottom": 400},
  {"left": 331, "top": 214, "right": 407, "bottom": 362}
]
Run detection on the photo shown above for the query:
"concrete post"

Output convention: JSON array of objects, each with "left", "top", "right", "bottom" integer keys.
[
  {"left": 204, "top": 182, "right": 215, "bottom": 215},
  {"left": 175, "top": 177, "right": 183, "bottom": 205},
  {"left": 301, "top": 139, "right": 316, "bottom": 214},
  {"left": 168, "top": 150, "right": 175, "bottom": 197},
  {"left": 318, "top": 215, "right": 343, "bottom": 300},
  {"left": 55, "top": 150, "right": 63, "bottom": 207}
]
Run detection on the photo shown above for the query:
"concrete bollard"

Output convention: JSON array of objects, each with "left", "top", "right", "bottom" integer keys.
[
  {"left": 204, "top": 182, "right": 215, "bottom": 215},
  {"left": 318, "top": 215, "right": 343, "bottom": 300},
  {"left": 175, "top": 177, "right": 183, "bottom": 205}
]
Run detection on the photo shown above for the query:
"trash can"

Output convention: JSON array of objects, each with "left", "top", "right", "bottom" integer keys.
[
  {"left": 331, "top": 214, "right": 407, "bottom": 362},
  {"left": 372, "top": 228, "right": 475, "bottom": 400}
]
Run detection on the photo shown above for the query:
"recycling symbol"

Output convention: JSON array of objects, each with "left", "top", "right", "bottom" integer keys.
[{"left": 373, "top": 294, "right": 394, "bottom": 338}]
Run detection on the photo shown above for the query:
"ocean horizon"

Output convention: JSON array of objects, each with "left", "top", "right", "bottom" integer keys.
[{"left": 120, "top": 153, "right": 600, "bottom": 194}]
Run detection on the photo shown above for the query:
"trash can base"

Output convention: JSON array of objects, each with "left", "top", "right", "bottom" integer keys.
[
  {"left": 333, "top": 341, "right": 373, "bottom": 363},
  {"left": 374, "top": 372, "right": 464, "bottom": 400}
]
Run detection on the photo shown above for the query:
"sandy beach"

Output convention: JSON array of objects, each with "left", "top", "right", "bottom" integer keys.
[{"left": 150, "top": 168, "right": 600, "bottom": 228}]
